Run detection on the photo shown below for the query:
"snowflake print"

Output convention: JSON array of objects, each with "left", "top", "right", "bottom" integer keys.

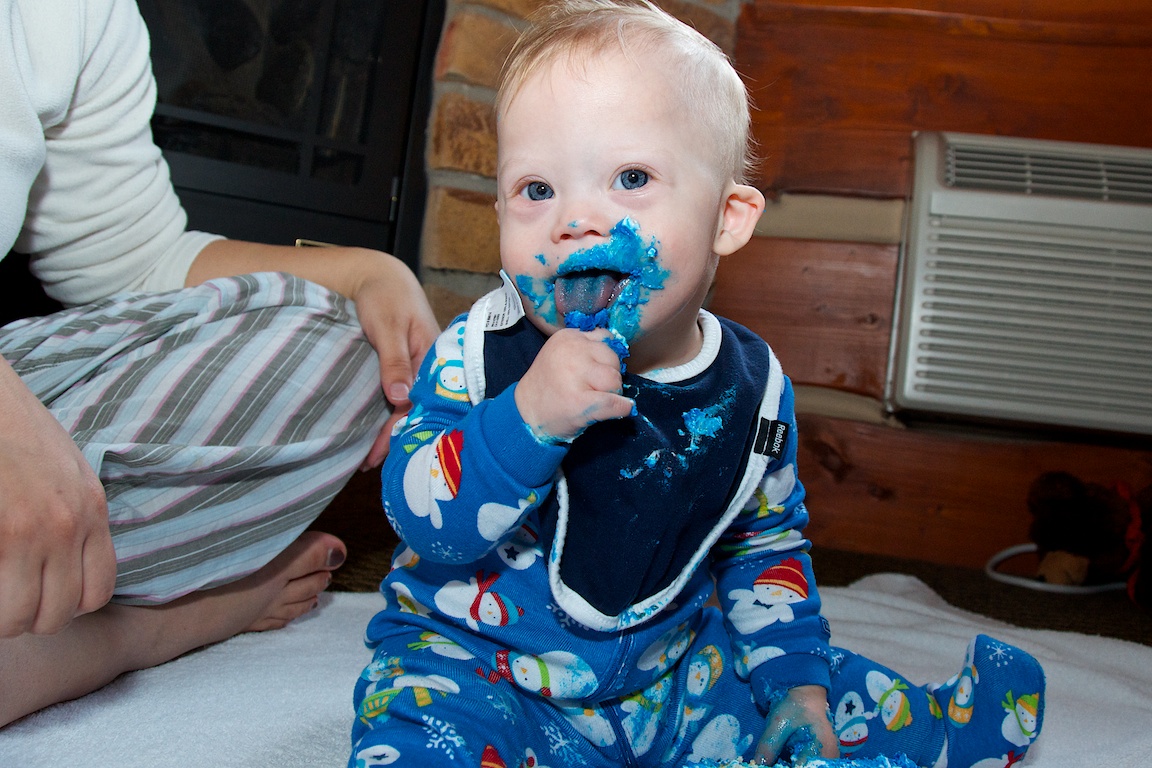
[
  {"left": 488, "top": 691, "right": 519, "bottom": 723},
  {"left": 547, "top": 602, "right": 578, "bottom": 629},
  {"left": 986, "top": 640, "right": 1015, "bottom": 669},
  {"left": 430, "top": 542, "right": 464, "bottom": 562},
  {"left": 422, "top": 715, "right": 466, "bottom": 759},
  {"left": 543, "top": 722, "right": 587, "bottom": 766},
  {"left": 383, "top": 505, "right": 400, "bottom": 533}
]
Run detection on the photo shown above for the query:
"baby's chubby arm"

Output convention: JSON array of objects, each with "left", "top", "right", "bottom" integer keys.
[
  {"left": 382, "top": 318, "right": 567, "bottom": 562},
  {"left": 514, "top": 328, "right": 635, "bottom": 444},
  {"left": 710, "top": 374, "right": 837, "bottom": 759}
]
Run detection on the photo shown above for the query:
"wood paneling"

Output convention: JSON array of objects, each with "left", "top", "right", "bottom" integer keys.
[
  {"left": 798, "top": 414, "right": 1152, "bottom": 568},
  {"left": 710, "top": 236, "right": 1152, "bottom": 567},
  {"left": 709, "top": 237, "right": 898, "bottom": 398},
  {"left": 737, "top": 0, "right": 1152, "bottom": 197},
  {"left": 723, "top": 1, "right": 1152, "bottom": 564}
]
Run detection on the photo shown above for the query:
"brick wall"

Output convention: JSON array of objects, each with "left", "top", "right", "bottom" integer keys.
[{"left": 418, "top": 0, "right": 744, "bottom": 326}]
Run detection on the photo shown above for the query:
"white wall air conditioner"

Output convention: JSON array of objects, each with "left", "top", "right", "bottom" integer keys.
[{"left": 887, "top": 131, "right": 1152, "bottom": 436}]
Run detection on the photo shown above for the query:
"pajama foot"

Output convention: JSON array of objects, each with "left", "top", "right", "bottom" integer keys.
[{"left": 930, "top": 634, "right": 1044, "bottom": 768}]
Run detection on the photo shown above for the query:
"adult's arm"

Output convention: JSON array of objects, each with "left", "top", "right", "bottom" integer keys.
[
  {"left": 0, "top": 0, "right": 155, "bottom": 639},
  {"left": 11, "top": 0, "right": 218, "bottom": 304},
  {"left": 13, "top": 0, "right": 439, "bottom": 458}
]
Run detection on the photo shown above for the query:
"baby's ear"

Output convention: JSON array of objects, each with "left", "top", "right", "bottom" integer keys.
[{"left": 713, "top": 183, "right": 765, "bottom": 256}]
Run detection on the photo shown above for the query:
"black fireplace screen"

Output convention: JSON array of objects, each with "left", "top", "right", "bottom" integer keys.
[{"left": 136, "top": 0, "right": 440, "bottom": 267}]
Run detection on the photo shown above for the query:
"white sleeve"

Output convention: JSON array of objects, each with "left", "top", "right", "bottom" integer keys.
[{"left": 11, "top": 0, "right": 222, "bottom": 306}]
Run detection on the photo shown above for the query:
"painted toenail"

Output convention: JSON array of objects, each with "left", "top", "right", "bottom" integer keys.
[{"left": 328, "top": 549, "right": 346, "bottom": 568}]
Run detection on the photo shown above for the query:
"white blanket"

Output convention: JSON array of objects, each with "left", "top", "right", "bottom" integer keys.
[{"left": 2, "top": 574, "right": 1149, "bottom": 767}]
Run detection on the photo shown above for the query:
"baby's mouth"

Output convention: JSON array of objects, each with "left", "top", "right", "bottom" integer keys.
[{"left": 554, "top": 269, "right": 627, "bottom": 319}]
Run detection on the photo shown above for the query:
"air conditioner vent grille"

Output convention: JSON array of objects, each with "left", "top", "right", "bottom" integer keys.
[
  {"left": 889, "top": 132, "right": 1152, "bottom": 436},
  {"left": 946, "top": 141, "right": 1152, "bottom": 203}
]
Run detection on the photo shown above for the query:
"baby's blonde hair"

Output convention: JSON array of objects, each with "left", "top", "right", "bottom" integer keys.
[{"left": 496, "top": 0, "right": 756, "bottom": 183}]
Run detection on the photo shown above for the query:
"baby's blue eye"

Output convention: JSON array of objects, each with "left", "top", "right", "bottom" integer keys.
[
  {"left": 522, "top": 181, "right": 554, "bottom": 201},
  {"left": 615, "top": 169, "right": 649, "bottom": 190}
]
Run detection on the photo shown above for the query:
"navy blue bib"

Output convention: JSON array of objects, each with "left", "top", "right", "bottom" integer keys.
[{"left": 483, "top": 318, "right": 769, "bottom": 616}]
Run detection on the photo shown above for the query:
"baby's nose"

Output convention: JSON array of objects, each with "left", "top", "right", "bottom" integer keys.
[{"left": 554, "top": 209, "right": 611, "bottom": 242}]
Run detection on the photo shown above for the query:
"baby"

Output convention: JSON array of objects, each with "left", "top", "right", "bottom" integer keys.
[{"left": 349, "top": 1, "right": 1044, "bottom": 766}]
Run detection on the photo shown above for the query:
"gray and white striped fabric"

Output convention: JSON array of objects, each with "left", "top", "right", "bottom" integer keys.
[{"left": 1, "top": 272, "right": 388, "bottom": 604}]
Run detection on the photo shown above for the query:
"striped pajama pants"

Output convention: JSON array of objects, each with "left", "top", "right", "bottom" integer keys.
[{"left": 0, "top": 272, "right": 389, "bottom": 604}]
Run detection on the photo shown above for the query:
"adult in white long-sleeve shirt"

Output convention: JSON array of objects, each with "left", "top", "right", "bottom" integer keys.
[{"left": 0, "top": 0, "right": 438, "bottom": 726}]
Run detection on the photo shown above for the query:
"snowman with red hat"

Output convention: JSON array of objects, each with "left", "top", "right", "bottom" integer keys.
[{"left": 725, "top": 557, "right": 810, "bottom": 635}]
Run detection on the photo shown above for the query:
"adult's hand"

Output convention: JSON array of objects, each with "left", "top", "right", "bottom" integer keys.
[
  {"left": 342, "top": 254, "right": 440, "bottom": 469},
  {"left": 0, "top": 358, "right": 115, "bottom": 638},
  {"left": 186, "top": 242, "right": 440, "bottom": 468}
]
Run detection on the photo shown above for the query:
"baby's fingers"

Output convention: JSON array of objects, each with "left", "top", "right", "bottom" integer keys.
[
  {"left": 753, "top": 729, "right": 786, "bottom": 766},
  {"left": 587, "top": 390, "right": 636, "bottom": 424}
]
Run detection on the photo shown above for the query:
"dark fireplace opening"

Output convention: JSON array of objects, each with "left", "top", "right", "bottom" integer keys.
[{"left": 136, "top": 0, "right": 443, "bottom": 269}]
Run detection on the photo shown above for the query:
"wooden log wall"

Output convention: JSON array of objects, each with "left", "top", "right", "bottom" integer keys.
[
  {"left": 737, "top": 0, "right": 1152, "bottom": 198},
  {"left": 712, "top": 0, "right": 1152, "bottom": 569}
]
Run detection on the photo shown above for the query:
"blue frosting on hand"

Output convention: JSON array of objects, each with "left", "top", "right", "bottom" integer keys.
[
  {"left": 565, "top": 310, "right": 631, "bottom": 375},
  {"left": 603, "top": 331, "right": 630, "bottom": 366}
]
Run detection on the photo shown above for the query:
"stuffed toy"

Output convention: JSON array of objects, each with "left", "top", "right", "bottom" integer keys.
[{"left": 1021, "top": 471, "right": 1149, "bottom": 610}]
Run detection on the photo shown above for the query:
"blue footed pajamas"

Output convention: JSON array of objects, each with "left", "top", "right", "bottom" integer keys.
[{"left": 350, "top": 283, "right": 1045, "bottom": 768}]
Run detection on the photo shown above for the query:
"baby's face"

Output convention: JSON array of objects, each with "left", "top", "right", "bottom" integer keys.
[{"left": 496, "top": 49, "right": 733, "bottom": 373}]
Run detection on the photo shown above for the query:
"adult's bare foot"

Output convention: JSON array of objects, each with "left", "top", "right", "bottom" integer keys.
[
  {"left": 0, "top": 530, "right": 347, "bottom": 727},
  {"left": 208, "top": 530, "right": 348, "bottom": 634}
]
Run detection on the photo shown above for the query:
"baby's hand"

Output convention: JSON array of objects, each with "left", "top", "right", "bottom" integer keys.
[
  {"left": 515, "top": 328, "right": 634, "bottom": 443},
  {"left": 754, "top": 685, "right": 839, "bottom": 764}
]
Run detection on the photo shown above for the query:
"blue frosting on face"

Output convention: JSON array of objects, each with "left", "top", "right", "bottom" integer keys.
[
  {"left": 514, "top": 218, "right": 669, "bottom": 347},
  {"left": 515, "top": 273, "right": 557, "bottom": 321}
]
